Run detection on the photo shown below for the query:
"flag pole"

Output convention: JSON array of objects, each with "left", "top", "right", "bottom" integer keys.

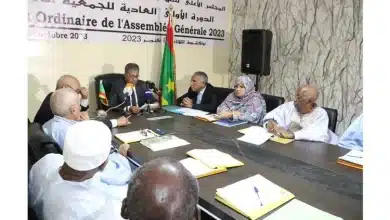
[{"left": 168, "top": 4, "right": 177, "bottom": 104}]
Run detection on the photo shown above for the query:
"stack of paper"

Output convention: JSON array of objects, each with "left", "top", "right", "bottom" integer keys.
[
  {"left": 162, "top": 106, "right": 209, "bottom": 117},
  {"left": 180, "top": 149, "right": 244, "bottom": 178},
  {"left": 237, "top": 126, "right": 273, "bottom": 145},
  {"left": 215, "top": 174, "right": 295, "bottom": 220},
  {"left": 238, "top": 126, "right": 294, "bottom": 145},
  {"left": 264, "top": 199, "right": 343, "bottom": 220},
  {"left": 337, "top": 150, "right": 363, "bottom": 170},
  {"left": 140, "top": 135, "right": 190, "bottom": 152},
  {"left": 195, "top": 114, "right": 219, "bottom": 122},
  {"left": 114, "top": 129, "right": 159, "bottom": 143}
]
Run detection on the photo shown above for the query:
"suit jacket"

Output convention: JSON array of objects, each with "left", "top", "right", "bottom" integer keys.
[
  {"left": 109, "top": 79, "right": 156, "bottom": 109},
  {"left": 177, "top": 83, "right": 218, "bottom": 113},
  {"left": 33, "top": 92, "right": 113, "bottom": 129},
  {"left": 33, "top": 92, "right": 89, "bottom": 126}
]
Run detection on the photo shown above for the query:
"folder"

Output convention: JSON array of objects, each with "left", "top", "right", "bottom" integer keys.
[
  {"left": 337, "top": 150, "right": 363, "bottom": 170},
  {"left": 186, "top": 149, "right": 244, "bottom": 169},
  {"left": 213, "top": 119, "right": 248, "bottom": 127},
  {"left": 195, "top": 114, "right": 219, "bottom": 122},
  {"left": 215, "top": 174, "right": 295, "bottom": 220},
  {"left": 180, "top": 158, "right": 227, "bottom": 179}
]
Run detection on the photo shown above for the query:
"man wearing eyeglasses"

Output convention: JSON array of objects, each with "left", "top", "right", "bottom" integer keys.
[
  {"left": 109, "top": 63, "right": 159, "bottom": 114},
  {"left": 34, "top": 75, "right": 90, "bottom": 125}
]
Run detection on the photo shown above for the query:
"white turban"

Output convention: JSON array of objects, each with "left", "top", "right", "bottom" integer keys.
[{"left": 63, "top": 120, "right": 112, "bottom": 171}]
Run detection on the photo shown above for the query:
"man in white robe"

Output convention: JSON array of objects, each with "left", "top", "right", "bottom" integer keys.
[
  {"left": 29, "top": 120, "right": 127, "bottom": 220},
  {"left": 262, "top": 84, "right": 338, "bottom": 144}
]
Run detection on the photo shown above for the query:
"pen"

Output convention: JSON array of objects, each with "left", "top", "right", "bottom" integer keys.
[{"left": 253, "top": 186, "right": 263, "bottom": 206}]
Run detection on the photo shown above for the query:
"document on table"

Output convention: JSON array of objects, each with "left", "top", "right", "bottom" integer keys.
[
  {"left": 140, "top": 135, "right": 190, "bottom": 152},
  {"left": 146, "top": 115, "right": 173, "bottom": 121},
  {"left": 180, "top": 158, "right": 227, "bottom": 178},
  {"left": 263, "top": 199, "right": 343, "bottom": 220},
  {"left": 114, "top": 129, "right": 159, "bottom": 143},
  {"left": 338, "top": 150, "right": 363, "bottom": 166},
  {"left": 187, "top": 149, "right": 244, "bottom": 168},
  {"left": 215, "top": 174, "right": 294, "bottom": 220},
  {"left": 237, "top": 126, "right": 273, "bottom": 145}
]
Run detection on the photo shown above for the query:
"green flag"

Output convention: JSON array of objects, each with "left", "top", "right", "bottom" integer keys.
[
  {"left": 159, "top": 14, "right": 176, "bottom": 106},
  {"left": 98, "top": 80, "right": 109, "bottom": 106}
]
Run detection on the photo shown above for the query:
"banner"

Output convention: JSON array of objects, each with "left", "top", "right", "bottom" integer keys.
[{"left": 28, "top": 0, "right": 229, "bottom": 46}]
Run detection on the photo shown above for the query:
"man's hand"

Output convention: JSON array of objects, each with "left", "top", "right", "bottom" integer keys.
[
  {"left": 232, "top": 111, "right": 241, "bottom": 118},
  {"left": 130, "top": 106, "right": 140, "bottom": 114},
  {"left": 80, "top": 87, "right": 88, "bottom": 99},
  {"left": 116, "top": 116, "right": 130, "bottom": 127},
  {"left": 275, "top": 127, "right": 295, "bottom": 139},
  {"left": 119, "top": 143, "right": 130, "bottom": 157},
  {"left": 182, "top": 98, "right": 193, "bottom": 108},
  {"left": 80, "top": 111, "right": 89, "bottom": 121},
  {"left": 218, "top": 111, "right": 233, "bottom": 119},
  {"left": 266, "top": 120, "right": 278, "bottom": 133}
]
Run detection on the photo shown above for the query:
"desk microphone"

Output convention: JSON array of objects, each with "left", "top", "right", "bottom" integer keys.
[
  {"left": 97, "top": 92, "right": 129, "bottom": 117},
  {"left": 144, "top": 90, "right": 154, "bottom": 114}
]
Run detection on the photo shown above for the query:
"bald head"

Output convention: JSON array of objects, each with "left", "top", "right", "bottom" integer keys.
[
  {"left": 297, "top": 84, "right": 318, "bottom": 103},
  {"left": 56, "top": 75, "right": 81, "bottom": 91},
  {"left": 50, "top": 88, "right": 81, "bottom": 119},
  {"left": 122, "top": 158, "right": 199, "bottom": 220}
]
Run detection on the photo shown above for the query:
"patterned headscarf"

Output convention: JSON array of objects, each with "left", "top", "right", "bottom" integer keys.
[{"left": 223, "top": 75, "right": 262, "bottom": 110}]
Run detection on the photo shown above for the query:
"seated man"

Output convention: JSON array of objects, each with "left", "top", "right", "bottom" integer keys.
[
  {"left": 109, "top": 63, "right": 159, "bottom": 114},
  {"left": 177, "top": 71, "right": 218, "bottom": 113},
  {"left": 121, "top": 157, "right": 200, "bottom": 220},
  {"left": 338, "top": 114, "right": 363, "bottom": 150},
  {"left": 34, "top": 75, "right": 89, "bottom": 125},
  {"left": 43, "top": 88, "right": 128, "bottom": 148},
  {"left": 29, "top": 121, "right": 129, "bottom": 219},
  {"left": 262, "top": 84, "right": 333, "bottom": 143}
]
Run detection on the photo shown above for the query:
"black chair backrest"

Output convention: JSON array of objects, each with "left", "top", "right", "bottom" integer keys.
[
  {"left": 262, "top": 94, "right": 285, "bottom": 112},
  {"left": 213, "top": 87, "right": 234, "bottom": 107},
  {"left": 28, "top": 123, "right": 62, "bottom": 166},
  {"left": 323, "top": 107, "right": 338, "bottom": 132},
  {"left": 94, "top": 73, "right": 125, "bottom": 110}
]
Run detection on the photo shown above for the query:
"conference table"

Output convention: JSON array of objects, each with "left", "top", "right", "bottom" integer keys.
[{"left": 108, "top": 111, "right": 362, "bottom": 220}]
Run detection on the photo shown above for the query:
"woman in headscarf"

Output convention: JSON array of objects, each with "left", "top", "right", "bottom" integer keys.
[{"left": 217, "top": 75, "right": 266, "bottom": 124}]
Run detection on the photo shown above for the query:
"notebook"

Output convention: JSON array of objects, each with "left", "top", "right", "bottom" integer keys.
[
  {"left": 337, "top": 150, "right": 363, "bottom": 170},
  {"left": 215, "top": 174, "right": 295, "bottom": 220},
  {"left": 186, "top": 149, "right": 244, "bottom": 168},
  {"left": 263, "top": 199, "right": 343, "bottom": 220},
  {"left": 114, "top": 129, "right": 159, "bottom": 143},
  {"left": 180, "top": 158, "right": 227, "bottom": 179},
  {"left": 213, "top": 119, "right": 248, "bottom": 127},
  {"left": 140, "top": 135, "right": 190, "bottom": 152}
]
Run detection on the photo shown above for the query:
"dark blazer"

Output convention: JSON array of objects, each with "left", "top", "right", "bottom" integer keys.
[
  {"left": 177, "top": 83, "right": 218, "bottom": 113},
  {"left": 109, "top": 79, "right": 156, "bottom": 109},
  {"left": 33, "top": 92, "right": 114, "bottom": 129},
  {"left": 33, "top": 92, "right": 89, "bottom": 126}
]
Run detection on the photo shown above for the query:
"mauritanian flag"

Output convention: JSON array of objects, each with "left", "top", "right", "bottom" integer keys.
[
  {"left": 99, "top": 80, "right": 109, "bottom": 106},
  {"left": 159, "top": 12, "right": 176, "bottom": 106}
]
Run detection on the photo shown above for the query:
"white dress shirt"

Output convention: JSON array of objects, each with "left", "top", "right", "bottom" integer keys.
[
  {"left": 263, "top": 101, "right": 332, "bottom": 143},
  {"left": 196, "top": 87, "right": 206, "bottom": 104}
]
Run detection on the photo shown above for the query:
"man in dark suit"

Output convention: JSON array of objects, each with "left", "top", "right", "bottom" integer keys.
[
  {"left": 177, "top": 71, "right": 218, "bottom": 113},
  {"left": 34, "top": 75, "right": 89, "bottom": 126},
  {"left": 109, "top": 63, "right": 158, "bottom": 114}
]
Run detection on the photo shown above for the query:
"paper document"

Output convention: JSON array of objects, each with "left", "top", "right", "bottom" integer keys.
[
  {"left": 338, "top": 150, "right": 363, "bottom": 166},
  {"left": 180, "top": 158, "right": 227, "bottom": 178},
  {"left": 269, "top": 136, "right": 294, "bottom": 144},
  {"left": 187, "top": 149, "right": 244, "bottom": 168},
  {"left": 140, "top": 135, "right": 190, "bottom": 152},
  {"left": 264, "top": 199, "right": 343, "bottom": 220},
  {"left": 177, "top": 108, "right": 209, "bottom": 117},
  {"left": 237, "top": 126, "right": 273, "bottom": 145},
  {"left": 115, "top": 129, "right": 159, "bottom": 143},
  {"left": 216, "top": 174, "right": 294, "bottom": 219}
]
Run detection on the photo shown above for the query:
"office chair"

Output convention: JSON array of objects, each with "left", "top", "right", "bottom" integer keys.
[{"left": 323, "top": 107, "right": 338, "bottom": 132}]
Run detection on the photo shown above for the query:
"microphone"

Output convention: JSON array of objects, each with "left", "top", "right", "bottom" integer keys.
[
  {"left": 144, "top": 90, "right": 154, "bottom": 113},
  {"left": 96, "top": 92, "right": 129, "bottom": 117}
]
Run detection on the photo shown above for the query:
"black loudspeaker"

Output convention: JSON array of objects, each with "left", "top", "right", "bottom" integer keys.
[{"left": 241, "top": 29, "right": 273, "bottom": 75}]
